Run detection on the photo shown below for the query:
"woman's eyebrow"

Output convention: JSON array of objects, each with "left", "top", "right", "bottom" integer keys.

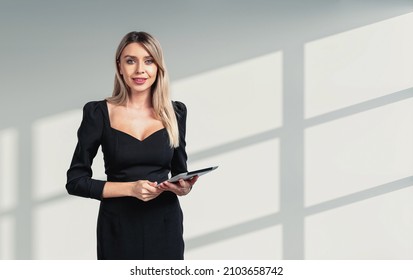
[{"left": 123, "top": 55, "right": 153, "bottom": 59}]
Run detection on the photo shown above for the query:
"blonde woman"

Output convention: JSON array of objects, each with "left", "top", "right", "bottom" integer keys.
[{"left": 66, "top": 31, "right": 198, "bottom": 260}]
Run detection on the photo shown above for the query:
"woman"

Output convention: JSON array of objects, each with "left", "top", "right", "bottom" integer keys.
[{"left": 66, "top": 31, "right": 198, "bottom": 260}]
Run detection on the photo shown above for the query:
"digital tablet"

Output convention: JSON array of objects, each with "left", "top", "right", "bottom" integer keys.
[{"left": 158, "top": 166, "right": 218, "bottom": 185}]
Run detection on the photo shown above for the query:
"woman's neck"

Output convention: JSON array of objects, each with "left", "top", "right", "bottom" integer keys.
[{"left": 127, "top": 91, "right": 152, "bottom": 110}]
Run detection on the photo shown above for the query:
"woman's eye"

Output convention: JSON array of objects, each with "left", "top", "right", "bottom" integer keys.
[
  {"left": 126, "top": 59, "right": 135, "bottom": 64},
  {"left": 145, "top": 59, "right": 154, "bottom": 65}
]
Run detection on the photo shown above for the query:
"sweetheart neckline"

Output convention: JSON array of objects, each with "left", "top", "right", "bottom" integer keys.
[{"left": 110, "top": 126, "right": 166, "bottom": 142}]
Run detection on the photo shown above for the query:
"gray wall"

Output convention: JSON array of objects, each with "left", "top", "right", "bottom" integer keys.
[{"left": 1, "top": 0, "right": 413, "bottom": 259}]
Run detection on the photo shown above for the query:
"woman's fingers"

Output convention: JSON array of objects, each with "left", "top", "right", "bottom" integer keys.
[
  {"left": 132, "top": 180, "right": 162, "bottom": 201},
  {"left": 158, "top": 178, "right": 196, "bottom": 196}
]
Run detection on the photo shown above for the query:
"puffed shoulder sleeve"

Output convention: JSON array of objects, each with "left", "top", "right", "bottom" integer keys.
[
  {"left": 66, "top": 101, "right": 106, "bottom": 200},
  {"left": 171, "top": 101, "right": 188, "bottom": 176}
]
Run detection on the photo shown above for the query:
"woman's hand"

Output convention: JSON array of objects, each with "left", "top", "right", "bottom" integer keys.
[
  {"left": 157, "top": 175, "right": 199, "bottom": 196},
  {"left": 131, "top": 180, "right": 163, "bottom": 202}
]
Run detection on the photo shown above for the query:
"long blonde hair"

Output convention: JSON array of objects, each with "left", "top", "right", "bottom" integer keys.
[{"left": 107, "top": 31, "right": 179, "bottom": 148}]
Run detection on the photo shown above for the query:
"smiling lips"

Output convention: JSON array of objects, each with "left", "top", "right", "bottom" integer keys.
[{"left": 132, "top": 78, "right": 147, "bottom": 85}]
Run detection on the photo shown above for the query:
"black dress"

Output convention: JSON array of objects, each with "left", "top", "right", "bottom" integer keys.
[{"left": 66, "top": 100, "right": 188, "bottom": 260}]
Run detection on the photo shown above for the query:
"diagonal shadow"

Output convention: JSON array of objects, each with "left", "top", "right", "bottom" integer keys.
[
  {"left": 305, "top": 88, "right": 413, "bottom": 128},
  {"left": 189, "top": 128, "right": 282, "bottom": 162},
  {"left": 305, "top": 176, "right": 413, "bottom": 216},
  {"left": 186, "top": 212, "right": 282, "bottom": 250}
]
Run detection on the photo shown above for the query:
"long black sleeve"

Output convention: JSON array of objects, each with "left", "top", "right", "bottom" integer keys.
[
  {"left": 66, "top": 101, "right": 106, "bottom": 200},
  {"left": 171, "top": 101, "right": 188, "bottom": 177}
]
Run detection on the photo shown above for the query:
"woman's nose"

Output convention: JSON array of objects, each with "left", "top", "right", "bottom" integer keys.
[{"left": 136, "top": 64, "right": 144, "bottom": 74}]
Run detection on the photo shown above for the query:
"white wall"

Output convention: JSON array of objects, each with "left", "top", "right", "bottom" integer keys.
[
  {"left": 173, "top": 12, "right": 413, "bottom": 259},
  {"left": 303, "top": 13, "right": 413, "bottom": 259},
  {"left": 0, "top": 1, "right": 412, "bottom": 260}
]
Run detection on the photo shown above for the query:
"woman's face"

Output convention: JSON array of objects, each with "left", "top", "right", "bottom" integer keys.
[{"left": 118, "top": 42, "right": 158, "bottom": 95}]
